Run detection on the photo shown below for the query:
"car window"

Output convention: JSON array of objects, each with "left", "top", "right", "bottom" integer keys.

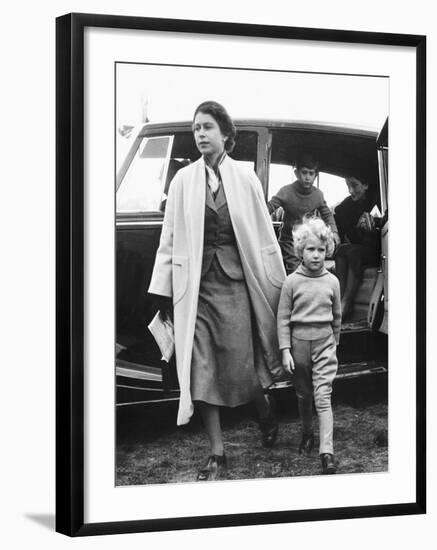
[
  {"left": 231, "top": 131, "right": 257, "bottom": 171},
  {"left": 267, "top": 127, "right": 382, "bottom": 214},
  {"left": 159, "top": 130, "right": 258, "bottom": 212},
  {"left": 317, "top": 172, "right": 349, "bottom": 210},
  {"left": 268, "top": 163, "right": 293, "bottom": 200},
  {"left": 117, "top": 129, "right": 259, "bottom": 215},
  {"left": 268, "top": 164, "right": 349, "bottom": 210},
  {"left": 116, "top": 135, "right": 173, "bottom": 214}
]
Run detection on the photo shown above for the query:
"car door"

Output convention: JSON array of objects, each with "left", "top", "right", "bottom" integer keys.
[
  {"left": 377, "top": 118, "right": 388, "bottom": 334},
  {"left": 116, "top": 130, "right": 178, "bottom": 403},
  {"left": 265, "top": 122, "right": 387, "bottom": 385}
]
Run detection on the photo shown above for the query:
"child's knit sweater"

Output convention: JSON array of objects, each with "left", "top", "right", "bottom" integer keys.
[
  {"left": 267, "top": 180, "right": 339, "bottom": 238},
  {"left": 277, "top": 264, "right": 341, "bottom": 349}
]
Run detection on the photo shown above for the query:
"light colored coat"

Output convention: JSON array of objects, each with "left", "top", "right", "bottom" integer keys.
[{"left": 148, "top": 156, "right": 286, "bottom": 425}]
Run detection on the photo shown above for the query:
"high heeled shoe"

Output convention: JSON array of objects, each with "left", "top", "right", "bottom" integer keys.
[{"left": 196, "top": 454, "right": 228, "bottom": 481}]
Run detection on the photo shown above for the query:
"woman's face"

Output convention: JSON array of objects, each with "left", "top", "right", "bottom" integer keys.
[
  {"left": 346, "top": 177, "right": 368, "bottom": 201},
  {"left": 193, "top": 112, "right": 227, "bottom": 162}
]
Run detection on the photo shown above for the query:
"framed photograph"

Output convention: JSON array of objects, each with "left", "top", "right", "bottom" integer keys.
[{"left": 56, "top": 12, "right": 426, "bottom": 536}]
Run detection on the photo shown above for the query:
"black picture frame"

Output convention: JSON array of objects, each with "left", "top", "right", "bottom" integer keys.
[{"left": 56, "top": 12, "right": 426, "bottom": 537}]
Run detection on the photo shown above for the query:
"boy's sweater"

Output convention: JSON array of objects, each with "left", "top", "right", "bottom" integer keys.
[
  {"left": 268, "top": 180, "right": 338, "bottom": 238},
  {"left": 277, "top": 264, "right": 341, "bottom": 348}
]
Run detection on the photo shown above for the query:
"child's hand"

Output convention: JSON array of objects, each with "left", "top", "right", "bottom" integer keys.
[{"left": 282, "top": 349, "right": 295, "bottom": 374}]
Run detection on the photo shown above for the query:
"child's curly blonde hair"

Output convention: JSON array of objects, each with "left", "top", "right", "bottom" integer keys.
[{"left": 293, "top": 216, "right": 335, "bottom": 259}]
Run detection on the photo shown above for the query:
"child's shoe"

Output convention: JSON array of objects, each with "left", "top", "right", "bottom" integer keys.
[
  {"left": 320, "top": 453, "right": 337, "bottom": 474},
  {"left": 298, "top": 432, "right": 314, "bottom": 456}
]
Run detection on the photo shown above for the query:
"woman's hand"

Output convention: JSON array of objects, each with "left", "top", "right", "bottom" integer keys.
[
  {"left": 159, "top": 305, "right": 173, "bottom": 323},
  {"left": 282, "top": 348, "right": 295, "bottom": 374},
  {"left": 149, "top": 293, "right": 173, "bottom": 323}
]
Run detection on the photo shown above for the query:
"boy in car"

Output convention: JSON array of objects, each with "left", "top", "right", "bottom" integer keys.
[{"left": 268, "top": 153, "right": 340, "bottom": 273}]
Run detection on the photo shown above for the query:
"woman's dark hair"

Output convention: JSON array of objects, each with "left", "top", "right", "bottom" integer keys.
[{"left": 193, "top": 100, "right": 237, "bottom": 152}]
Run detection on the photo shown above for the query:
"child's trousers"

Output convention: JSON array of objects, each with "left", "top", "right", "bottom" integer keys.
[
  {"left": 278, "top": 235, "right": 301, "bottom": 274},
  {"left": 292, "top": 333, "right": 338, "bottom": 455}
]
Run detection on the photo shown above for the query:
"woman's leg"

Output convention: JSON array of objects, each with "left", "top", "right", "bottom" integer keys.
[
  {"left": 334, "top": 245, "right": 349, "bottom": 297},
  {"left": 198, "top": 402, "right": 224, "bottom": 456},
  {"left": 196, "top": 402, "right": 227, "bottom": 481},
  {"left": 253, "top": 388, "right": 278, "bottom": 447},
  {"left": 253, "top": 388, "right": 270, "bottom": 419},
  {"left": 341, "top": 246, "right": 364, "bottom": 319}
]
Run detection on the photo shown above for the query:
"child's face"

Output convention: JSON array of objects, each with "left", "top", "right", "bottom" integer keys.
[
  {"left": 295, "top": 166, "right": 318, "bottom": 190},
  {"left": 346, "top": 176, "right": 368, "bottom": 201},
  {"left": 302, "top": 235, "right": 326, "bottom": 272}
]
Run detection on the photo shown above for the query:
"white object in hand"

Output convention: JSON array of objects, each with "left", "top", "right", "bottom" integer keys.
[{"left": 147, "top": 311, "right": 175, "bottom": 363}]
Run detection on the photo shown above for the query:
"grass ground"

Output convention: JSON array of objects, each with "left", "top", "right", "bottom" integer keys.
[{"left": 116, "top": 375, "right": 388, "bottom": 485}]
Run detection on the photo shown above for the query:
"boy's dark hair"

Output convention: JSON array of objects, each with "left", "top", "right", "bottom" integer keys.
[
  {"left": 193, "top": 100, "right": 237, "bottom": 152},
  {"left": 344, "top": 173, "right": 368, "bottom": 187},
  {"left": 295, "top": 152, "right": 319, "bottom": 172}
]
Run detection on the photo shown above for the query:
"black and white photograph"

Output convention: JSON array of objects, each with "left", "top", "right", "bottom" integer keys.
[
  {"left": 3, "top": 0, "right": 434, "bottom": 546},
  {"left": 52, "top": 11, "right": 426, "bottom": 538},
  {"left": 115, "top": 62, "right": 389, "bottom": 485}
]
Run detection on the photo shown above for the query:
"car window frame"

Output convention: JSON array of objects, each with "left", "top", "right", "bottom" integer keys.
[
  {"left": 116, "top": 133, "right": 175, "bottom": 218},
  {"left": 116, "top": 124, "right": 264, "bottom": 223}
]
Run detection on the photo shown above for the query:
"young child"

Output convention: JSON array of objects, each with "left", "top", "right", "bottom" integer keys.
[
  {"left": 277, "top": 217, "right": 341, "bottom": 474},
  {"left": 268, "top": 154, "right": 340, "bottom": 274}
]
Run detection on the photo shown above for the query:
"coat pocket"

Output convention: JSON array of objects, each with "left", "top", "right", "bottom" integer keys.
[
  {"left": 172, "top": 255, "right": 189, "bottom": 305},
  {"left": 261, "top": 244, "right": 285, "bottom": 289}
]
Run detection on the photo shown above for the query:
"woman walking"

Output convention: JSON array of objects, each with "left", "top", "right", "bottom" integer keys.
[{"left": 149, "top": 101, "right": 286, "bottom": 480}]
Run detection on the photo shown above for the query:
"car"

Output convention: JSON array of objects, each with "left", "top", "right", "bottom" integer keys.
[{"left": 115, "top": 117, "right": 388, "bottom": 407}]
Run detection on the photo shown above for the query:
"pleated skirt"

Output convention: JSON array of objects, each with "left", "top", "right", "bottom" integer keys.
[{"left": 190, "top": 256, "right": 261, "bottom": 407}]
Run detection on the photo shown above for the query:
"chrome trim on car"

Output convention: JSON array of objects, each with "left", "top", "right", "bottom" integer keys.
[
  {"left": 116, "top": 384, "right": 167, "bottom": 392},
  {"left": 116, "top": 220, "right": 164, "bottom": 227},
  {"left": 270, "top": 361, "right": 387, "bottom": 390},
  {"left": 116, "top": 397, "right": 180, "bottom": 406},
  {"left": 116, "top": 363, "right": 162, "bottom": 382}
]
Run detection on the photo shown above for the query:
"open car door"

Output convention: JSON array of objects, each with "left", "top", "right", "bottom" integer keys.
[{"left": 377, "top": 118, "right": 388, "bottom": 334}]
